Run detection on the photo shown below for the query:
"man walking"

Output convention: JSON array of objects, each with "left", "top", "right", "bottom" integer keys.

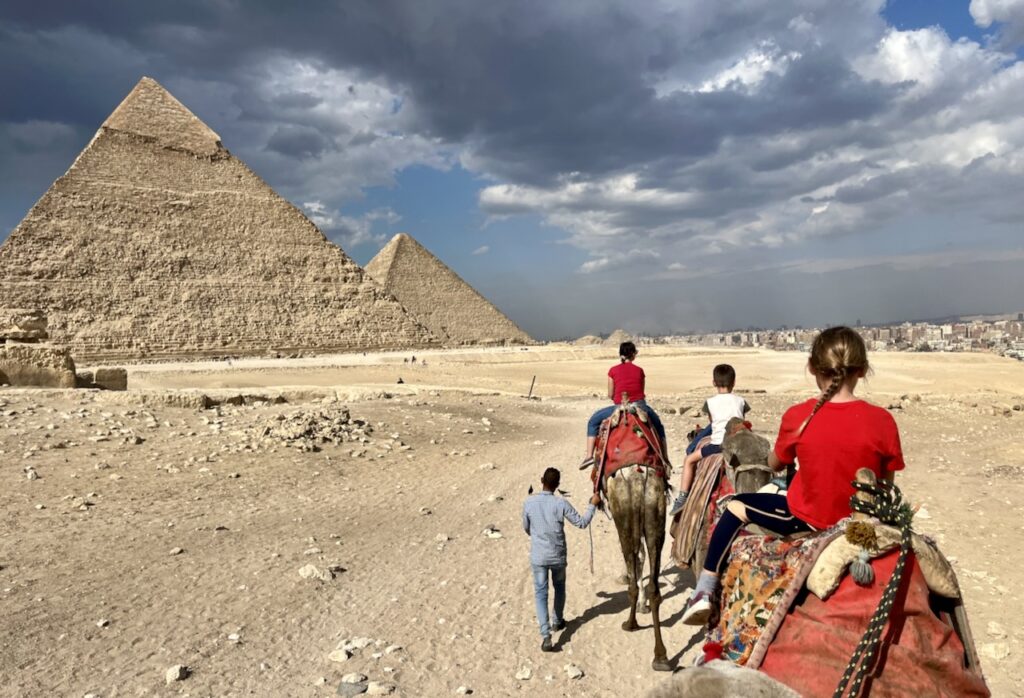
[{"left": 522, "top": 467, "right": 602, "bottom": 651}]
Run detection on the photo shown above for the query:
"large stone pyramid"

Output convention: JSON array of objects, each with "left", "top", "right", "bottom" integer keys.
[
  {"left": 0, "top": 77, "right": 437, "bottom": 360},
  {"left": 365, "top": 233, "right": 532, "bottom": 345}
]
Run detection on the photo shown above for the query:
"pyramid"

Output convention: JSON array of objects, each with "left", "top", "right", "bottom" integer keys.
[
  {"left": 365, "top": 234, "right": 533, "bottom": 346},
  {"left": 0, "top": 77, "right": 437, "bottom": 359}
]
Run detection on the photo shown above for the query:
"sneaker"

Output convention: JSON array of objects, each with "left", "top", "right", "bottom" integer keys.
[
  {"left": 681, "top": 591, "right": 713, "bottom": 626},
  {"left": 541, "top": 635, "right": 554, "bottom": 652},
  {"left": 551, "top": 619, "right": 566, "bottom": 632},
  {"left": 669, "top": 491, "right": 689, "bottom": 517},
  {"left": 578, "top": 456, "right": 595, "bottom": 471}
]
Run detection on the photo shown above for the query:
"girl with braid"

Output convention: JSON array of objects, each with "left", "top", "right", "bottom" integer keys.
[{"left": 681, "top": 326, "right": 905, "bottom": 625}]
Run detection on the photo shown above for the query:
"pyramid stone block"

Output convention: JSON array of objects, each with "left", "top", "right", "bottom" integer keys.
[
  {"left": 365, "top": 233, "right": 532, "bottom": 346},
  {"left": 0, "top": 77, "right": 437, "bottom": 360}
]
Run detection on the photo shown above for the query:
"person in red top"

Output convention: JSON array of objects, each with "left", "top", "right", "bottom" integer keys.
[
  {"left": 681, "top": 326, "right": 905, "bottom": 625},
  {"left": 580, "top": 341, "right": 666, "bottom": 468}
]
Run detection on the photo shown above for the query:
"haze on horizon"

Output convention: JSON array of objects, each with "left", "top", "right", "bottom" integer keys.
[{"left": 2, "top": 1, "right": 1023, "bottom": 340}]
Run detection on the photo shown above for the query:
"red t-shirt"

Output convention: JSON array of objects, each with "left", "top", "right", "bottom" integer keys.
[
  {"left": 608, "top": 362, "right": 645, "bottom": 404},
  {"left": 774, "top": 398, "right": 905, "bottom": 530}
]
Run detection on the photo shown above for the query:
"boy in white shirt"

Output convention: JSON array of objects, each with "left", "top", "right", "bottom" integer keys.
[{"left": 670, "top": 364, "right": 750, "bottom": 517}]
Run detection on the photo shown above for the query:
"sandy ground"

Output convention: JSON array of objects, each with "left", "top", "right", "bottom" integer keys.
[{"left": 3, "top": 345, "right": 1023, "bottom": 697}]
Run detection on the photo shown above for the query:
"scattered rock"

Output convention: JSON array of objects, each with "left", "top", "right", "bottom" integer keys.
[
  {"left": 482, "top": 525, "right": 503, "bottom": 539},
  {"left": 341, "top": 673, "right": 369, "bottom": 684},
  {"left": 419, "top": 507, "right": 432, "bottom": 516},
  {"left": 165, "top": 665, "right": 189, "bottom": 684},
  {"left": 478, "top": 462, "right": 495, "bottom": 471},
  {"left": 96, "top": 619, "right": 109, "bottom": 628},
  {"left": 337, "top": 682, "right": 368, "bottom": 697},
  {"left": 914, "top": 506, "right": 931, "bottom": 520},
  {"left": 169, "top": 547, "right": 184, "bottom": 556},
  {"left": 987, "top": 621, "right": 1007, "bottom": 639},
  {"left": 564, "top": 663, "right": 584, "bottom": 680},
  {"left": 981, "top": 643, "right": 1010, "bottom": 661},
  {"left": 298, "top": 564, "right": 335, "bottom": 582},
  {"left": 384, "top": 644, "right": 402, "bottom": 655},
  {"left": 515, "top": 667, "right": 532, "bottom": 680},
  {"left": 455, "top": 687, "right": 473, "bottom": 695},
  {"left": 367, "top": 682, "right": 396, "bottom": 695},
  {"left": 328, "top": 648, "right": 352, "bottom": 663}
]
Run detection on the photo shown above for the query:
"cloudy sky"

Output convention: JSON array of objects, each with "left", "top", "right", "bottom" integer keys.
[{"left": 2, "top": 1, "right": 1023, "bottom": 339}]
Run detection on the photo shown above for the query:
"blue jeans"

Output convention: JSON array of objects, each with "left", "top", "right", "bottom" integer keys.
[
  {"left": 586, "top": 399, "right": 665, "bottom": 442},
  {"left": 685, "top": 424, "right": 712, "bottom": 455},
  {"left": 531, "top": 564, "right": 566, "bottom": 637}
]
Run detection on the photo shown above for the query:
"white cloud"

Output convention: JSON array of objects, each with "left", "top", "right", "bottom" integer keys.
[
  {"left": 300, "top": 201, "right": 400, "bottom": 249},
  {"left": 471, "top": 245, "right": 489, "bottom": 255},
  {"left": 971, "top": 0, "right": 1024, "bottom": 46}
]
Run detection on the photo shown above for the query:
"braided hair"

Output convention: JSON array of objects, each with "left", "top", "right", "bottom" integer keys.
[{"left": 797, "top": 327, "right": 870, "bottom": 437}]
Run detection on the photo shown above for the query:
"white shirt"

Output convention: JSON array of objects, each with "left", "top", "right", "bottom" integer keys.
[{"left": 703, "top": 393, "right": 751, "bottom": 445}]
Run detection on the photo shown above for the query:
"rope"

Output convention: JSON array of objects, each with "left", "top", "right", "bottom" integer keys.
[{"left": 832, "top": 479, "right": 915, "bottom": 698}]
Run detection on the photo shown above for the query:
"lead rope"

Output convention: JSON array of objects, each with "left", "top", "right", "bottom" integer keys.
[{"left": 832, "top": 479, "right": 915, "bottom": 698}]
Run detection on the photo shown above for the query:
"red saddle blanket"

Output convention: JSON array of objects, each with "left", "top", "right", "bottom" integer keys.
[
  {"left": 707, "top": 532, "right": 990, "bottom": 697},
  {"left": 592, "top": 403, "right": 667, "bottom": 492}
]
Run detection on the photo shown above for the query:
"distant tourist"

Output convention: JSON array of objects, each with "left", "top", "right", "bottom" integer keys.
[
  {"left": 522, "top": 467, "right": 602, "bottom": 651},
  {"left": 580, "top": 341, "right": 666, "bottom": 469},
  {"left": 670, "top": 364, "right": 750, "bottom": 516},
  {"left": 680, "top": 326, "right": 905, "bottom": 625}
]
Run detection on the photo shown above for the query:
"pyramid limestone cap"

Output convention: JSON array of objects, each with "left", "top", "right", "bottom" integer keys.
[{"left": 102, "top": 77, "right": 222, "bottom": 157}]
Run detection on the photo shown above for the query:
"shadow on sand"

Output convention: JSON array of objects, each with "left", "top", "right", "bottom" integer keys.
[{"left": 556, "top": 562, "right": 698, "bottom": 663}]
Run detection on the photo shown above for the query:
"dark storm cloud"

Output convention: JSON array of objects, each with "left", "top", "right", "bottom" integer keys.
[{"left": 265, "top": 125, "right": 332, "bottom": 159}]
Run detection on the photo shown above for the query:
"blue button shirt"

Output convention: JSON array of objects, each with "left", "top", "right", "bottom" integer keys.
[{"left": 521, "top": 491, "right": 596, "bottom": 566}]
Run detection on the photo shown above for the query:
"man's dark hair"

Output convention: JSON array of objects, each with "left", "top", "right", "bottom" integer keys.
[
  {"left": 542, "top": 467, "right": 561, "bottom": 490},
  {"left": 713, "top": 363, "right": 736, "bottom": 388}
]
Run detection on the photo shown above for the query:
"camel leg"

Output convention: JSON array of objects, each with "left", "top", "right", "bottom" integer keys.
[
  {"left": 609, "top": 476, "right": 641, "bottom": 632},
  {"left": 645, "top": 480, "right": 670, "bottom": 671}
]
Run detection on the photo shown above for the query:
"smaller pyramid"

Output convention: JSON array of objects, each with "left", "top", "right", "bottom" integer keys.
[
  {"left": 365, "top": 234, "right": 533, "bottom": 346},
  {"left": 603, "top": 329, "right": 632, "bottom": 347}
]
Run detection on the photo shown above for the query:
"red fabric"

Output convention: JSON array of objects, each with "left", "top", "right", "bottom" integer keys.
[
  {"left": 592, "top": 409, "right": 666, "bottom": 492},
  {"left": 608, "top": 361, "right": 645, "bottom": 404},
  {"left": 760, "top": 551, "right": 989, "bottom": 698},
  {"left": 774, "top": 399, "right": 905, "bottom": 529}
]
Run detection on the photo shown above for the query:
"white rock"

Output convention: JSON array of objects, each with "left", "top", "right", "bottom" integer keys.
[
  {"left": 96, "top": 619, "right": 109, "bottom": 627},
  {"left": 478, "top": 462, "right": 495, "bottom": 470},
  {"left": 169, "top": 547, "right": 184, "bottom": 556},
  {"left": 350, "top": 636, "right": 374, "bottom": 649},
  {"left": 419, "top": 507, "right": 432, "bottom": 516},
  {"left": 455, "top": 687, "right": 473, "bottom": 695},
  {"left": 515, "top": 667, "right": 532, "bottom": 680},
  {"left": 435, "top": 534, "right": 451, "bottom": 543},
  {"left": 367, "top": 682, "right": 395, "bottom": 695},
  {"left": 987, "top": 621, "right": 1007, "bottom": 639},
  {"left": 227, "top": 633, "right": 241, "bottom": 643},
  {"left": 298, "top": 564, "right": 334, "bottom": 581},
  {"left": 981, "top": 642, "right": 1010, "bottom": 661},
  {"left": 384, "top": 644, "right": 402, "bottom": 654},
  {"left": 914, "top": 506, "right": 931, "bottom": 520},
  {"left": 564, "top": 663, "right": 584, "bottom": 679},
  {"left": 341, "top": 672, "right": 368, "bottom": 683},
  {"left": 328, "top": 648, "right": 352, "bottom": 663},
  {"left": 165, "top": 664, "right": 189, "bottom": 684}
]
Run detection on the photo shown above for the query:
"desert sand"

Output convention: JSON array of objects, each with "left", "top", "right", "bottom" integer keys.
[{"left": 2, "top": 345, "right": 1022, "bottom": 697}]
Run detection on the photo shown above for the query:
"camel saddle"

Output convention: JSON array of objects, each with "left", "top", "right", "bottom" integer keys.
[{"left": 591, "top": 400, "right": 669, "bottom": 493}]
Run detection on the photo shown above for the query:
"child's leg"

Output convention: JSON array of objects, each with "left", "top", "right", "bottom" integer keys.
[
  {"left": 703, "top": 493, "right": 811, "bottom": 576},
  {"left": 584, "top": 405, "right": 615, "bottom": 459},
  {"left": 680, "top": 450, "right": 700, "bottom": 492},
  {"left": 531, "top": 565, "right": 551, "bottom": 637},
  {"left": 683, "top": 492, "right": 811, "bottom": 624}
]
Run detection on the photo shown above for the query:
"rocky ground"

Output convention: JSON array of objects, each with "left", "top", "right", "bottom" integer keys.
[{"left": 1, "top": 346, "right": 1022, "bottom": 697}]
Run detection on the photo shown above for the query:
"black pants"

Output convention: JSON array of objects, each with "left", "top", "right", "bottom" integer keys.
[{"left": 703, "top": 493, "right": 813, "bottom": 575}]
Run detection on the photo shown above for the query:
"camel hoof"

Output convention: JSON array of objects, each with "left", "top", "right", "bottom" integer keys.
[
  {"left": 652, "top": 658, "right": 672, "bottom": 672},
  {"left": 622, "top": 620, "right": 639, "bottom": 632}
]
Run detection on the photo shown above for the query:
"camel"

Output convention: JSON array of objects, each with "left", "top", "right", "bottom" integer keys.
[
  {"left": 594, "top": 400, "right": 672, "bottom": 672},
  {"left": 671, "top": 419, "right": 775, "bottom": 573}
]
